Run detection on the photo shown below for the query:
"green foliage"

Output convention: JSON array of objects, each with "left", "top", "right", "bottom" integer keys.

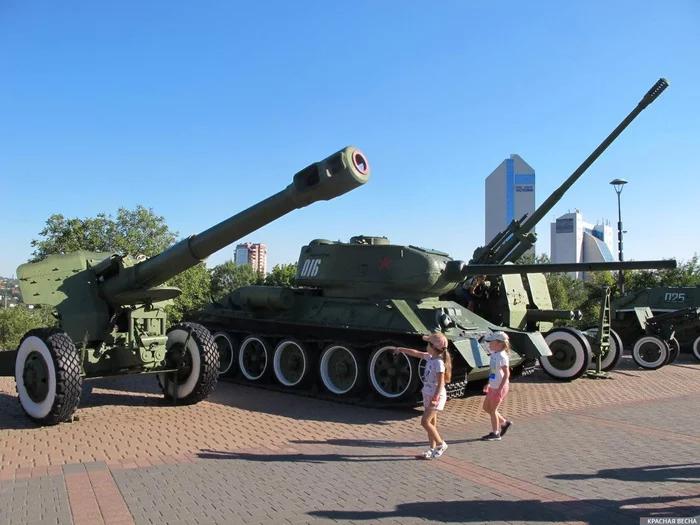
[
  {"left": 210, "top": 260, "right": 263, "bottom": 300},
  {"left": 0, "top": 306, "right": 57, "bottom": 350},
  {"left": 29, "top": 205, "right": 177, "bottom": 261},
  {"left": 624, "top": 254, "right": 700, "bottom": 290},
  {"left": 164, "top": 264, "right": 212, "bottom": 326},
  {"left": 263, "top": 263, "right": 298, "bottom": 287}
]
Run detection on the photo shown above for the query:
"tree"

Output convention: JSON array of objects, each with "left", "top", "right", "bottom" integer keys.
[
  {"left": 24, "top": 205, "right": 211, "bottom": 327},
  {"left": 210, "top": 261, "right": 263, "bottom": 299},
  {"left": 0, "top": 306, "right": 57, "bottom": 350},
  {"left": 165, "top": 264, "right": 213, "bottom": 325},
  {"left": 264, "top": 263, "right": 298, "bottom": 287},
  {"left": 30, "top": 205, "right": 177, "bottom": 261}
]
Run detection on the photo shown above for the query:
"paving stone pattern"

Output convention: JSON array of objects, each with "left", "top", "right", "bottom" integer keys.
[
  {"left": 0, "top": 352, "right": 698, "bottom": 524},
  {"left": 0, "top": 475, "right": 73, "bottom": 525}
]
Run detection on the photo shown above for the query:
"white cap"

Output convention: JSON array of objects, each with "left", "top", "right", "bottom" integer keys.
[{"left": 484, "top": 331, "right": 509, "bottom": 342}]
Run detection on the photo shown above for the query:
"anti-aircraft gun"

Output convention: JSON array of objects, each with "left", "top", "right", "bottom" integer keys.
[
  {"left": 189, "top": 230, "right": 675, "bottom": 407},
  {"left": 0, "top": 147, "right": 371, "bottom": 426},
  {"left": 610, "top": 285, "right": 700, "bottom": 368},
  {"left": 441, "top": 77, "right": 672, "bottom": 381}
]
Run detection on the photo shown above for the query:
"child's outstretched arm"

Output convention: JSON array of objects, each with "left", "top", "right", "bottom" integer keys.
[{"left": 389, "top": 346, "right": 429, "bottom": 360}]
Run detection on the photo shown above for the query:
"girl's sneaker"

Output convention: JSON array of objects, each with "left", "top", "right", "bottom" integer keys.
[
  {"left": 420, "top": 448, "right": 434, "bottom": 459},
  {"left": 432, "top": 442, "right": 448, "bottom": 458},
  {"left": 481, "top": 432, "right": 501, "bottom": 441}
]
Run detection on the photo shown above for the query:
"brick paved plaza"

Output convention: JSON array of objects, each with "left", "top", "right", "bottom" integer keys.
[{"left": 1, "top": 352, "right": 699, "bottom": 525}]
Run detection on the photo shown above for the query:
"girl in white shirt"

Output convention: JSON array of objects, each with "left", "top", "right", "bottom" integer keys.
[{"left": 389, "top": 332, "right": 453, "bottom": 459}]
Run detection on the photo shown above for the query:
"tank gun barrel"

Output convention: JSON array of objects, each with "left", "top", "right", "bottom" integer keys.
[
  {"left": 444, "top": 258, "right": 677, "bottom": 281},
  {"left": 100, "top": 146, "right": 370, "bottom": 301},
  {"left": 471, "top": 78, "right": 669, "bottom": 265},
  {"left": 526, "top": 309, "right": 583, "bottom": 323}
]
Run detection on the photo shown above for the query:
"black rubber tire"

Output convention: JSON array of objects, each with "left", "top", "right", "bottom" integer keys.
[
  {"left": 15, "top": 328, "right": 82, "bottom": 426},
  {"left": 158, "top": 322, "right": 219, "bottom": 405}
]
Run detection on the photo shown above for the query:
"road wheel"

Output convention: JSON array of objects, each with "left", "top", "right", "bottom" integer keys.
[
  {"left": 15, "top": 328, "right": 82, "bottom": 426},
  {"left": 238, "top": 335, "right": 272, "bottom": 382},
  {"left": 631, "top": 335, "right": 669, "bottom": 370},
  {"left": 273, "top": 338, "right": 314, "bottom": 388},
  {"left": 157, "top": 322, "right": 218, "bottom": 404},
  {"left": 368, "top": 345, "right": 420, "bottom": 400},
  {"left": 539, "top": 327, "right": 592, "bottom": 381},
  {"left": 667, "top": 337, "right": 680, "bottom": 365},
  {"left": 693, "top": 335, "right": 700, "bottom": 362},
  {"left": 213, "top": 332, "right": 238, "bottom": 378},
  {"left": 319, "top": 344, "right": 366, "bottom": 396},
  {"left": 583, "top": 327, "right": 624, "bottom": 372}
]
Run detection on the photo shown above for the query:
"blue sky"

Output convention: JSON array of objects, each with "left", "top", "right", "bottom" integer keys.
[{"left": 1, "top": 1, "right": 699, "bottom": 278}]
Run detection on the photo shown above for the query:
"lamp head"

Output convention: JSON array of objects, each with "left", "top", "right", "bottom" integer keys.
[{"left": 610, "top": 178, "right": 628, "bottom": 195}]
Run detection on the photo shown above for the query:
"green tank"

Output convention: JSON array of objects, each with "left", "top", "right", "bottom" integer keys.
[
  {"left": 611, "top": 286, "right": 700, "bottom": 367},
  {"left": 0, "top": 146, "right": 370, "bottom": 426},
  {"left": 190, "top": 236, "right": 675, "bottom": 406},
  {"left": 441, "top": 78, "right": 672, "bottom": 381}
]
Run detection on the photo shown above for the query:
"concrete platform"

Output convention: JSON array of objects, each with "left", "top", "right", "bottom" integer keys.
[{"left": 1, "top": 353, "right": 699, "bottom": 524}]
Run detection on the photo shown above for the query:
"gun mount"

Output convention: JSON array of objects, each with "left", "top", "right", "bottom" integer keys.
[
  {"left": 608, "top": 286, "right": 700, "bottom": 367},
  {"left": 0, "top": 146, "right": 370, "bottom": 426},
  {"left": 440, "top": 78, "right": 671, "bottom": 381}
]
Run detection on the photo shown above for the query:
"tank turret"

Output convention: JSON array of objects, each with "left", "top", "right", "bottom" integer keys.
[
  {"left": 1, "top": 146, "right": 370, "bottom": 426},
  {"left": 294, "top": 237, "right": 676, "bottom": 301}
]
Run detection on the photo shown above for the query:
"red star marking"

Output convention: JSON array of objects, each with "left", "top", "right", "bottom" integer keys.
[{"left": 379, "top": 256, "right": 392, "bottom": 270}]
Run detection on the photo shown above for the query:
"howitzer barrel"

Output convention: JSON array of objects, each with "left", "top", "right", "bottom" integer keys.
[
  {"left": 444, "top": 259, "right": 677, "bottom": 281},
  {"left": 473, "top": 78, "right": 669, "bottom": 264},
  {"left": 100, "top": 147, "right": 370, "bottom": 299}
]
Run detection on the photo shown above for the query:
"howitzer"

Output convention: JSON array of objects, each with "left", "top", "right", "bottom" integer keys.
[
  {"left": 0, "top": 146, "right": 371, "bottom": 426},
  {"left": 441, "top": 78, "right": 672, "bottom": 381}
]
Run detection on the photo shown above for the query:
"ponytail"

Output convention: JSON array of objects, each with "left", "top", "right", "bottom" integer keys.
[{"left": 441, "top": 347, "right": 453, "bottom": 383}]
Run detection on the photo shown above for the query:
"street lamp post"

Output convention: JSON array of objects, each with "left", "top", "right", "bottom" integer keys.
[{"left": 610, "top": 178, "right": 628, "bottom": 294}]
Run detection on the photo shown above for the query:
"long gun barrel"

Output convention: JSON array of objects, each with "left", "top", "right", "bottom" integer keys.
[
  {"left": 471, "top": 78, "right": 669, "bottom": 265},
  {"left": 444, "top": 258, "right": 677, "bottom": 282},
  {"left": 99, "top": 146, "right": 370, "bottom": 303}
]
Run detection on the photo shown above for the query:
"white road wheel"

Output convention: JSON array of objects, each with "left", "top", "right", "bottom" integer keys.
[
  {"left": 273, "top": 339, "right": 311, "bottom": 387},
  {"left": 540, "top": 328, "right": 592, "bottom": 381},
  {"left": 632, "top": 336, "right": 669, "bottom": 370},
  {"left": 238, "top": 335, "right": 271, "bottom": 381}
]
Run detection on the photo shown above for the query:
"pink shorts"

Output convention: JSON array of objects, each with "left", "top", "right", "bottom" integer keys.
[
  {"left": 423, "top": 392, "right": 446, "bottom": 411},
  {"left": 486, "top": 381, "right": 509, "bottom": 402}
]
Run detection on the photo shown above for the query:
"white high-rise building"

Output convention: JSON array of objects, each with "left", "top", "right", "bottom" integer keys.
[
  {"left": 485, "top": 154, "right": 536, "bottom": 246},
  {"left": 550, "top": 210, "right": 615, "bottom": 279}
]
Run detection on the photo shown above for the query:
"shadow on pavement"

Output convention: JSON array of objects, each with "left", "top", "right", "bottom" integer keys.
[
  {"left": 308, "top": 494, "right": 700, "bottom": 525},
  {"left": 196, "top": 449, "right": 414, "bottom": 464},
  {"left": 288, "top": 437, "right": 482, "bottom": 448},
  {"left": 549, "top": 462, "right": 700, "bottom": 484}
]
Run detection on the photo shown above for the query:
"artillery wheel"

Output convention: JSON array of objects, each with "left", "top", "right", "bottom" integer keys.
[
  {"left": 693, "top": 335, "right": 700, "bottom": 362},
  {"left": 273, "top": 338, "right": 314, "bottom": 388},
  {"left": 631, "top": 335, "right": 669, "bottom": 370},
  {"left": 15, "top": 328, "right": 82, "bottom": 426},
  {"left": 157, "top": 322, "right": 219, "bottom": 404},
  {"left": 213, "top": 332, "right": 238, "bottom": 378},
  {"left": 539, "top": 327, "right": 592, "bottom": 381},
  {"left": 238, "top": 335, "right": 272, "bottom": 382},
  {"left": 319, "top": 344, "right": 366, "bottom": 396},
  {"left": 582, "top": 327, "right": 624, "bottom": 372},
  {"left": 667, "top": 337, "right": 680, "bottom": 365},
  {"left": 368, "top": 345, "right": 420, "bottom": 400}
]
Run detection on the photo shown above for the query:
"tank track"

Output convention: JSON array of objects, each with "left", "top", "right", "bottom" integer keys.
[
  {"left": 197, "top": 318, "right": 479, "bottom": 409},
  {"left": 510, "top": 358, "right": 538, "bottom": 380}
]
